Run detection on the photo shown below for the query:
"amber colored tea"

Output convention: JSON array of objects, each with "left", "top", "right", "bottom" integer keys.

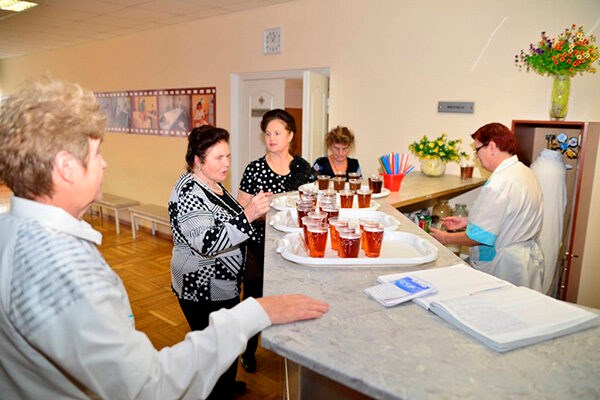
[
  {"left": 339, "top": 190, "right": 354, "bottom": 208},
  {"left": 460, "top": 165, "right": 474, "bottom": 180},
  {"left": 359, "top": 219, "right": 380, "bottom": 250},
  {"left": 317, "top": 175, "right": 330, "bottom": 190},
  {"left": 296, "top": 201, "right": 315, "bottom": 227},
  {"left": 348, "top": 178, "right": 362, "bottom": 192},
  {"left": 356, "top": 189, "right": 372, "bottom": 208},
  {"left": 332, "top": 177, "right": 346, "bottom": 191},
  {"left": 364, "top": 225, "right": 384, "bottom": 257},
  {"left": 307, "top": 224, "right": 329, "bottom": 258},
  {"left": 328, "top": 218, "right": 348, "bottom": 251},
  {"left": 321, "top": 206, "right": 339, "bottom": 223},
  {"left": 338, "top": 230, "right": 361, "bottom": 258},
  {"left": 368, "top": 176, "right": 383, "bottom": 194}
]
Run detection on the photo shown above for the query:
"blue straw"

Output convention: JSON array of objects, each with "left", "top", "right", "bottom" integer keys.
[{"left": 380, "top": 156, "right": 391, "bottom": 174}]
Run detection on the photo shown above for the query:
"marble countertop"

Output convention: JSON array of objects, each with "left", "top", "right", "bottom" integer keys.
[{"left": 261, "top": 197, "right": 600, "bottom": 399}]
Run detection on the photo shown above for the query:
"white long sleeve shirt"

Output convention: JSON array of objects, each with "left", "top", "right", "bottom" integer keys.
[{"left": 0, "top": 196, "right": 271, "bottom": 399}]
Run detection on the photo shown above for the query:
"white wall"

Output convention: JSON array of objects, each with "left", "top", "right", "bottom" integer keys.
[{"left": 1, "top": 0, "right": 600, "bottom": 304}]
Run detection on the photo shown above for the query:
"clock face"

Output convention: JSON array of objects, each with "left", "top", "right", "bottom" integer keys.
[{"left": 263, "top": 28, "right": 281, "bottom": 54}]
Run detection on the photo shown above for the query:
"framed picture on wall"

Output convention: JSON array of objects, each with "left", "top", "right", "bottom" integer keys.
[
  {"left": 95, "top": 86, "right": 216, "bottom": 137},
  {"left": 96, "top": 91, "right": 132, "bottom": 132},
  {"left": 131, "top": 91, "right": 159, "bottom": 134}
]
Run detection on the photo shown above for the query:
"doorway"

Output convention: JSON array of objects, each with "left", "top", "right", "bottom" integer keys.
[{"left": 230, "top": 68, "right": 329, "bottom": 195}]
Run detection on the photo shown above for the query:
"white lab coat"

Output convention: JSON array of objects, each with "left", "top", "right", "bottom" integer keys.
[
  {"left": 467, "top": 155, "right": 544, "bottom": 291},
  {"left": 531, "top": 149, "right": 567, "bottom": 295}
]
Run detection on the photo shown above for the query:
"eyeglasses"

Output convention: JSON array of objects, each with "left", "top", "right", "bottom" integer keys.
[{"left": 474, "top": 143, "right": 488, "bottom": 154}]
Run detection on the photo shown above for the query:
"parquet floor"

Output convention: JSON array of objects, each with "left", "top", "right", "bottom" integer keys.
[{"left": 84, "top": 212, "right": 283, "bottom": 399}]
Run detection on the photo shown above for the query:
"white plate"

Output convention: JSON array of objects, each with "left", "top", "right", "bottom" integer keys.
[
  {"left": 276, "top": 231, "right": 438, "bottom": 267},
  {"left": 269, "top": 209, "right": 401, "bottom": 233},
  {"left": 271, "top": 193, "right": 380, "bottom": 211},
  {"left": 270, "top": 194, "right": 300, "bottom": 211},
  {"left": 366, "top": 186, "right": 390, "bottom": 198}
]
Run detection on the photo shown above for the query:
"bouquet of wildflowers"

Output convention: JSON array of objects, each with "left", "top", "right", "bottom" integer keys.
[
  {"left": 408, "top": 133, "right": 468, "bottom": 163},
  {"left": 515, "top": 24, "right": 599, "bottom": 76}
]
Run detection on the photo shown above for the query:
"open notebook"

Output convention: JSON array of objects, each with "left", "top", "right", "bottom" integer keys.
[{"left": 378, "top": 264, "right": 599, "bottom": 352}]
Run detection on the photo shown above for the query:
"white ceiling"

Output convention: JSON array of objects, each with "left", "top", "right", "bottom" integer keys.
[{"left": 0, "top": 0, "right": 294, "bottom": 60}]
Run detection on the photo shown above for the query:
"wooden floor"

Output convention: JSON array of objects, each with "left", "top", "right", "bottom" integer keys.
[
  {"left": 85, "top": 212, "right": 284, "bottom": 399},
  {"left": 0, "top": 184, "right": 283, "bottom": 398}
]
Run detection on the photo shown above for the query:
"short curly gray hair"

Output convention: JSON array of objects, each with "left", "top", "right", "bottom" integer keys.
[{"left": 0, "top": 78, "right": 106, "bottom": 199}]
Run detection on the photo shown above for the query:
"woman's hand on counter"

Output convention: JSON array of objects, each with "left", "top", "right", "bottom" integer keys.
[
  {"left": 257, "top": 294, "right": 329, "bottom": 324},
  {"left": 243, "top": 190, "right": 272, "bottom": 222}
]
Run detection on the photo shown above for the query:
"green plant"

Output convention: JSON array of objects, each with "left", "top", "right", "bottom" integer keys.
[
  {"left": 515, "top": 24, "right": 599, "bottom": 76},
  {"left": 408, "top": 133, "right": 468, "bottom": 163}
]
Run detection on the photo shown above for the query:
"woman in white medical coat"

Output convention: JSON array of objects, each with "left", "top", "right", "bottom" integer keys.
[{"left": 430, "top": 123, "right": 544, "bottom": 291}]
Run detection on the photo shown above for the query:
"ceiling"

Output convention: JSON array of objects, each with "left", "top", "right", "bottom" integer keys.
[{"left": 0, "top": 0, "right": 294, "bottom": 60}]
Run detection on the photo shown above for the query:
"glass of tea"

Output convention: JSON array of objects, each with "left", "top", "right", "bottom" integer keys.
[
  {"left": 347, "top": 172, "right": 361, "bottom": 180},
  {"left": 317, "top": 175, "right": 330, "bottom": 190},
  {"left": 328, "top": 217, "right": 348, "bottom": 251},
  {"left": 363, "top": 224, "right": 384, "bottom": 257},
  {"left": 348, "top": 178, "right": 362, "bottom": 192},
  {"left": 359, "top": 218, "right": 380, "bottom": 250},
  {"left": 296, "top": 199, "right": 315, "bottom": 227},
  {"left": 339, "top": 189, "right": 355, "bottom": 208},
  {"left": 332, "top": 176, "right": 346, "bottom": 192},
  {"left": 338, "top": 229, "right": 361, "bottom": 258},
  {"left": 320, "top": 204, "right": 339, "bottom": 223},
  {"left": 301, "top": 216, "right": 322, "bottom": 247},
  {"left": 356, "top": 188, "right": 372, "bottom": 208},
  {"left": 368, "top": 175, "right": 383, "bottom": 194},
  {"left": 307, "top": 223, "right": 329, "bottom": 258}
]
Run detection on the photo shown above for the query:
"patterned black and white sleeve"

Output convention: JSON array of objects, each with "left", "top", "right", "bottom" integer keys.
[{"left": 176, "top": 191, "right": 253, "bottom": 257}]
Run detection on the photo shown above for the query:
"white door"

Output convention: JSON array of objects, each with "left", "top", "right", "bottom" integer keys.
[
  {"left": 302, "top": 70, "right": 329, "bottom": 162},
  {"left": 240, "top": 79, "right": 285, "bottom": 168}
]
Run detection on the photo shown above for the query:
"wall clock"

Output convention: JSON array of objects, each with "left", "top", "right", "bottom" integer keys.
[{"left": 263, "top": 28, "right": 282, "bottom": 55}]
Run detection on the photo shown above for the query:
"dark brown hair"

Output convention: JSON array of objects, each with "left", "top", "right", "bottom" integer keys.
[
  {"left": 185, "top": 125, "right": 229, "bottom": 172},
  {"left": 260, "top": 108, "right": 296, "bottom": 134}
]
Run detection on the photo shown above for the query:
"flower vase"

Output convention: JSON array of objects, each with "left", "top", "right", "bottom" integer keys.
[
  {"left": 420, "top": 158, "right": 446, "bottom": 177},
  {"left": 549, "top": 74, "right": 570, "bottom": 120}
]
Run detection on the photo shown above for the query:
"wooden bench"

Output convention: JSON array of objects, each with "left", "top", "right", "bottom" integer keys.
[
  {"left": 91, "top": 193, "right": 139, "bottom": 235},
  {"left": 129, "top": 204, "right": 170, "bottom": 239}
]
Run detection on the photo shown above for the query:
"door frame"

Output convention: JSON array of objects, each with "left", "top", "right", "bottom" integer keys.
[{"left": 230, "top": 68, "right": 329, "bottom": 195}]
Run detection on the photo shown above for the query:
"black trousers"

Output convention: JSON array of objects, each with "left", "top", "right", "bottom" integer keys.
[
  {"left": 242, "top": 240, "right": 265, "bottom": 360},
  {"left": 178, "top": 296, "right": 240, "bottom": 399}
]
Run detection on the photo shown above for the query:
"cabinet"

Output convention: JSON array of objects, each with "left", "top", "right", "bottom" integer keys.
[{"left": 512, "top": 120, "right": 600, "bottom": 305}]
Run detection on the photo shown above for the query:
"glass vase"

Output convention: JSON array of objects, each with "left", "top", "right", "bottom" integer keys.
[
  {"left": 549, "top": 74, "right": 570, "bottom": 120},
  {"left": 420, "top": 158, "right": 446, "bottom": 177}
]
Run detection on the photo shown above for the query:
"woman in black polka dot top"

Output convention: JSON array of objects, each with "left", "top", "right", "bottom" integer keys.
[
  {"left": 168, "top": 125, "right": 271, "bottom": 396},
  {"left": 236, "top": 109, "right": 312, "bottom": 372}
]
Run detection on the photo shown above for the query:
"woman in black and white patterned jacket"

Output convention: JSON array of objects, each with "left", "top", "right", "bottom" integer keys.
[{"left": 168, "top": 125, "right": 271, "bottom": 399}]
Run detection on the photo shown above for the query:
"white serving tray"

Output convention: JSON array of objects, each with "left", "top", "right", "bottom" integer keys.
[
  {"left": 270, "top": 193, "right": 379, "bottom": 211},
  {"left": 270, "top": 209, "right": 401, "bottom": 233},
  {"left": 298, "top": 182, "right": 390, "bottom": 198},
  {"left": 275, "top": 230, "right": 438, "bottom": 267}
]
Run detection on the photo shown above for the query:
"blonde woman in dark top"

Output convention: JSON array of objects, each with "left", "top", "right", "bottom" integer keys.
[
  {"left": 237, "top": 109, "right": 312, "bottom": 372},
  {"left": 312, "top": 125, "right": 362, "bottom": 180}
]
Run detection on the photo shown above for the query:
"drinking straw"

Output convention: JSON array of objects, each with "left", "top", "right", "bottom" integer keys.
[
  {"left": 400, "top": 153, "right": 408, "bottom": 174},
  {"left": 390, "top": 153, "right": 395, "bottom": 175},
  {"left": 380, "top": 155, "right": 391, "bottom": 174},
  {"left": 405, "top": 165, "right": 415, "bottom": 175}
]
